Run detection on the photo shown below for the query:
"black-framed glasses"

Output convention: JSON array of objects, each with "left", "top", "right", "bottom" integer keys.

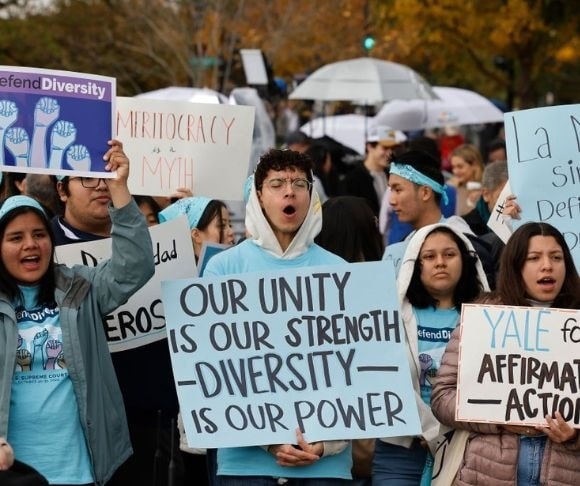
[
  {"left": 263, "top": 177, "right": 312, "bottom": 192},
  {"left": 70, "top": 177, "right": 107, "bottom": 189}
]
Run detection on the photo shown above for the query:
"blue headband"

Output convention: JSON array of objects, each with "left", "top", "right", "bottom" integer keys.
[
  {"left": 158, "top": 196, "right": 212, "bottom": 229},
  {"left": 0, "top": 195, "right": 46, "bottom": 221},
  {"left": 390, "top": 163, "right": 449, "bottom": 205}
]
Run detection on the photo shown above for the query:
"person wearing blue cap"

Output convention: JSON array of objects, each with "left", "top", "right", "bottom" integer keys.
[
  {"left": 158, "top": 196, "right": 235, "bottom": 485},
  {"left": 0, "top": 140, "right": 155, "bottom": 485},
  {"left": 204, "top": 148, "right": 352, "bottom": 485},
  {"left": 158, "top": 196, "right": 235, "bottom": 265}
]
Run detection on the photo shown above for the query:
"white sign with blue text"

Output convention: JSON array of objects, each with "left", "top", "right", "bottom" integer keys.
[
  {"left": 457, "top": 304, "right": 580, "bottom": 428},
  {"left": 162, "top": 261, "right": 421, "bottom": 448},
  {"left": 505, "top": 104, "right": 580, "bottom": 267}
]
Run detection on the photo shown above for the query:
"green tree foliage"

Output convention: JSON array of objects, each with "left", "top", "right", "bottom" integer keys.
[{"left": 0, "top": 0, "right": 577, "bottom": 105}]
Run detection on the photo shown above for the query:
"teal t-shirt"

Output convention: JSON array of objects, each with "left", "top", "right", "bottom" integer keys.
[
  {"left": 415, "top": 306, "right": 459, "bottom": 405},
  {"left": 8, "top": 285, "right": 93, "bottom": 484},
  {"left": 207, "top": 241, "right": 353, "bottom": 480}
]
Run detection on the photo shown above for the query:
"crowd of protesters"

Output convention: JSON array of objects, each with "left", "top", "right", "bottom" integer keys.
[{"left": 1, "top": 113, "right": 579, "bottom": 486}]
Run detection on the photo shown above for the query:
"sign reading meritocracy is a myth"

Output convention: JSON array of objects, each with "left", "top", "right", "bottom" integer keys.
[
  {"left": 162, "top": 261, "right": 421, "bottom": 448},
  {"left": 116, "top": 96, "right": 255, "bottom": 199},
  {"left": 457, "top": 304, "right": 580, "bottom": 428},
  {"left": 0, "top": 65, "right": 115, "bottom": 177},
  {"left": 505, "top": 104, "right": 580, "bottom": 267},
  {"left": 55, "top": 216, "right": 196, "bottom": 352}
]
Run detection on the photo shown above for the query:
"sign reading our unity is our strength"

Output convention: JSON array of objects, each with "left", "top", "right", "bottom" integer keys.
[
  {"left": 161, "top": 261, "right": 421, "bottom": 448},
  {"left": 457, "top": 304, "right": 580, "bottom": 428}
]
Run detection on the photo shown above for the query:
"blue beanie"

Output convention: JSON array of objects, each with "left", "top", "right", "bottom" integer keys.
[
  {"left": 0, "top": 195, "right": 46, "bottom": 222},
  {"left": 158, "top": 196, "right": 212, "bottom": 229}
]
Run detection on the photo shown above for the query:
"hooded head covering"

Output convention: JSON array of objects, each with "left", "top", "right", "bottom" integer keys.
[
  {"left": 0, "top": 195, "right": 47, "bottom": 223},
  {"left": 244, "top": 177, "right": 322, "bottom": 259},
  {"left": 158, "top": 197, "right": 212, "bottom": 229}
]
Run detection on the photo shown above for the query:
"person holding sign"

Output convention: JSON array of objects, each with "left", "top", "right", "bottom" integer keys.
[
  {"left": 373, "top": 223, "right": 488, "bottom": 485},
  {"left": 50, "top": 147, "right": 184, "bottom": 485},
  {"left": 432, "top": 222, "right": 580, "bottom": 485},
  {"left": 0, "top": 140, "right": 155, "bottom": 485},
  {"left": 157, "top": 195, "right": 235, "bottom": 485},
  {"left": 204, "top": 148, "right": 352, "bottom": 484}
]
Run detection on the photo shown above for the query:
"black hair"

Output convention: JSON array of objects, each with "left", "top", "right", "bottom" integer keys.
[
  {"left": 254, "top": 149, "right": 313, "bottom": 191},
  {"left": 0, "top": 172, "right": 27, "bottom": 202},
  {"left": 390, "top": 149, "right": 445, "bottom": 205},
  {"left": 134, "top": 195, "right": 161, "bottom": 224},
  {"left": 496, "top": 222, "right": 578, "bottom": 308},
  {"left": 406, "top": 226, "right": 482, "bottom": 308},
  {"left": 196, "top": 200, "right": 230, "bottom": 243},
  {"left": 315, "top": 196, "right": 384, "bottom": 262},
  {"left": 0, "top": 206, "right": 56, "bottom": 305}
]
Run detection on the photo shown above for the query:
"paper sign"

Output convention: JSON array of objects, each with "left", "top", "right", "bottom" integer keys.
[
  {"left": 162, "top": 261, "right": 421, "bottom": 448},
  {"left": 0, "top": 65, "right": 115, "bottom": 177},
  {"left": 197, "top": 241, "right": 230, "bottom": 277},
  {"left": 116, "top": 96, "right": 255, "bottom": 199},
  {"left": 55, "top": 216, "right": 196, "bottom": 352},
  {"left": 382, "top": 241, "right": 408, "bottom": 275},
  {"left": 457, "top": 304, "right": 580, "bottom": 427},
  {"left": 505, "top": 104, "right": 580, "bottom": 267},
  {"left": 486, "top": 180, "right": 513, "bottom": 244}
]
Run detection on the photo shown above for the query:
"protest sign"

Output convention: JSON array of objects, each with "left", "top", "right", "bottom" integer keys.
[
  {"left": 457, "top": 303, "right": 580, "bottom": 427},
  {"left": 55, "top": 216, "right": 196, "bottom": 352},
  {"left": 381, "top": 240, "right": 408, "bottom": 275},
  {"left": 116, "top": 96, "right": 255, "bottom": 199},
  {"left": 162, "top": 261, "right": 421, "bottom": 448},
  {"left": 0, "top": 65, "right": 114, "bottom": 177},
  {"left": 197, "top": 241, "right": 230, "bottom": 277},
  {"left": 487, "top": 180, "right": 513, "bottom": 244},
  {"left": 505, "top": 104, "right": 580, "bottom": 267}
]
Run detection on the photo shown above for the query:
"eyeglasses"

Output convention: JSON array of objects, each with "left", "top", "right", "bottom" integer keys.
[
  {"left": 70, "top": 177, "right": 107, "bottom": 189},
  {"left": 263, "top": 178, "right": 312, "bottom": 192}
]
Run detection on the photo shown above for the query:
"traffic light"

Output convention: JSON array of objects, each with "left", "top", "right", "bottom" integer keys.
[{"left": 363, "top": 34, "right": 376, "bottom": 52}]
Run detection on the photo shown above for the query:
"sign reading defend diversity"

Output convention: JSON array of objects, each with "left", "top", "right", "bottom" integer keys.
[
  {"left": 505, "top": 104, "right": 580, "bottom": 267},
  {"left": 162, "top": 261, "right": 421, "bottom": 448},
  {"left": 0, "top": 65, "right": 114, "bottom": 177},
  {"left": 116, "top": 96, "right": 255, "bottom": 199},
  {"left": 457, "top": 304, "right": 580, "bottom": 427},
  {"left": 55, "top": 217, "right": 196, "bottom": 352}
]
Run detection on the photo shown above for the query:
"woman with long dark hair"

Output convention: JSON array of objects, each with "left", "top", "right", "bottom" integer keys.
[
  {"left": 0, "top": 141, "right": 154, "bottom": 485},
  {"left": 373, "top": 224, "right": 488, "bottom": 485},
  {"left": 432, "top": 222, "right": 580, "bottom": 485}
]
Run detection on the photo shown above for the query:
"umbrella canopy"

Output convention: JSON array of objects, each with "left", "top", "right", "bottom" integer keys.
[
  {"left": 374, "top": 86, "right": 505, "bottom": 130},
  {"left": 136, "top": 86, "right": 231, "bottom": 104},
  {"left": 300, "top": 114, "right": 406, "bottom": 155},
  {"left": 289, "top": 57, "right": 438, "bottom": 104}
]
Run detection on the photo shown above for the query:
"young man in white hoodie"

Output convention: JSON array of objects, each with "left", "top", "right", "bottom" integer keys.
[{"left": 204, "top": 149, "right": 352, "bottom": 485}]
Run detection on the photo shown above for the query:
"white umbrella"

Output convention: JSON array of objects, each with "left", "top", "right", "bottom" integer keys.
[
  {"left": 289, "top": 57, "right": 438, "bottom": 104},
  {"left": 300, "top": 114, "right": 406, "bottom": 155},
  {"left": 374, "top": 86, "right": 505, "bottom": 130},
  {"left": 136, "top": 86, "right": 231, "bottom": 104}
]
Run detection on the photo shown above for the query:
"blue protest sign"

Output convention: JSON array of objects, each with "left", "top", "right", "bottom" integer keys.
[
  {"left": 505, "top": 104, "right": 580, "bottom": 266},
  {"left": 0, "top": 65, "right": 114, "bottom": 177},
  {"left": 382, "top": 240, "right": 408, "bottom": 275},
  {"left": 162, "top": 261, "right": 421, "bottom": 448}
]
